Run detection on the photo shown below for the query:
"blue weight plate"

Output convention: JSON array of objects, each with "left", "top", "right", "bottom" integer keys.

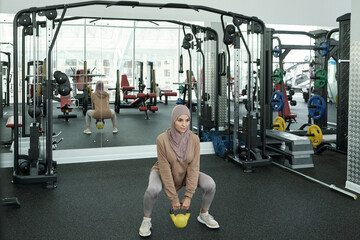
[
  {"left": 271, "top": 91, "right": 285, "bottom": 111},
  {"left": 308, "top": 95, "right": 326, "bottom": 119},
  {"left": 318, "top": 42, "right": 329, "bottom": 57},
  {"left": 273, "top": 45, "right": 282, "bottom": 58}
]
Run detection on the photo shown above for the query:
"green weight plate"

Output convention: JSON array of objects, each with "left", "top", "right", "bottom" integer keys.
[
  {"left": 272, "top": 68, "right": 283, "bottom": 84},
  {"left": 314, "top": 69, "right": 327, "bottom": 88}
]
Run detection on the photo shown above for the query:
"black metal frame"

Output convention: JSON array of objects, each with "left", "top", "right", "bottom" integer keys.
[
  {"left": 219, "top": 14, "right": 270, "bottom": 172},
  {"left": 270, "top": 29, "right": 331, "bottom": 130},
  {"left": 335, "top": 13, "right": 350, "bottom": 153},
  {"left": 12, "top": 1, "right": 266, "bottom": 183}
]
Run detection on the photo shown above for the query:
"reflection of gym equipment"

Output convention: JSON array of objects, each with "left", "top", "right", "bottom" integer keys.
[
  {"left": 68, "top": 62, "right": 104, "bottom": 116},
  {"left": 173, "top": 81, "right": 191, "bottom": 106},
  {"left": 54, "top": 71, "right": 77, "bottom": 121},
  {"left": 1, "top": 51, "right": 11, "bottom": 111},
  {"left": 0, "top": 116, "right": 23, "bottom": 146},
  {"left": 25, "top": 60, "right": 44, "bottom": 105},
  {"left": 96, "top": 120, "right": 105, "bottom": 129},
  {"left": 146, "top": 61, "right": 158, "bottom": 106},
  {"left": 173, "top": 71, "right": 197, "bottom": 110},
  {"left": 159, "top": 89, "right": 177, "bottom": 104},
  {"left": 113, "top": 61, "right": 158, "bottom": 119}
]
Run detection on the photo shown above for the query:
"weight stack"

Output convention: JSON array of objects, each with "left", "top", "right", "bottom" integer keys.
[
  {"left": 336, "top": 13, "right": 351, "bottom": 152},
  {"left": 204, "top": 38, "right": 217, "bottom": 129}
]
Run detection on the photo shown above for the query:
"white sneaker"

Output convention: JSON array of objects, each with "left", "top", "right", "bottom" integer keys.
[
  {"left": 139, "top": 217, "right": 151, "bottom": 237},
  {"left": 112, "top": 128, "right": 118, "bottom": 134},
  {"left": 83, "top": 128, "right": 91, "bottom": 135},
  {"left": 197, "top": 212, "right": 219, "bottom": 229}
]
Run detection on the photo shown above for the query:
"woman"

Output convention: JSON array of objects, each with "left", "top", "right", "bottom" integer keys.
[
  {"left": 139, "top": 105, "right": 219, "bottom": 237},
  {"left": 83, "top": 80, "right": 118, "bottom": 134}
]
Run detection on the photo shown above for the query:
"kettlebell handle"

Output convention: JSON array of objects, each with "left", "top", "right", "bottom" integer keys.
[{"left": 170, "top": 208, "right": 190, "bottom": 214}]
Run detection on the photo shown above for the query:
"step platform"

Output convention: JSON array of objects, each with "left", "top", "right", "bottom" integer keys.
[{"left": 266, "top": 129, "right": 314, "bottom": 169}]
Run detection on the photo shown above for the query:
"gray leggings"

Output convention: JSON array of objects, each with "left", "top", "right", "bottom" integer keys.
[
  {"left": 143, "top": 170, "right": 216, "bottom": 216},
  {"left": 85, "top": 109, "right": 116, "bottom": 128}
]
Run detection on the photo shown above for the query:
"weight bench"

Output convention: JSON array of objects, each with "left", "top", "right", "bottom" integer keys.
[
  {"left": 1, "top": 116, "right": 23, "bottom": 146},
  {"left": 160, "top": 90, "right": 177, "bottom": 104}
]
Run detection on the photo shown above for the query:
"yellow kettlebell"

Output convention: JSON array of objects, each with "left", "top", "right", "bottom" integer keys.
[
  {"left": 96, "top": 120, "right": 105, "bottom": 129},
  {"left": 169, "top": 208, "right": 190, "bottom": 228}
]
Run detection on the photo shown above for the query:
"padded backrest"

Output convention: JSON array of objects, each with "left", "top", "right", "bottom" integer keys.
[
  {"left": 121, "top": 74, "right": 130, "bottom": 87},
  {"left": 60, "top": 94, "right": 72, "bottom": 107},
  {"left": 275, "top": 82, "right": 291, "bottom": 117},
  {"left": 76, "top": 69, "right": 91, "bottom": 91}
]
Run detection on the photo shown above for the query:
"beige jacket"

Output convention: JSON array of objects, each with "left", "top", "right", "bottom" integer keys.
[
  {"left": 91, "top": 91, "right": 113, "bottom": 120},
  {"left": 151, "top": 131, "right": 200, "bottom": 205}
]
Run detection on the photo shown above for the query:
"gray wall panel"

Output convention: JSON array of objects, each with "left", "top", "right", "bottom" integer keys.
[{"left": 347, "top": 40, "right": 360, "bottom": 192}]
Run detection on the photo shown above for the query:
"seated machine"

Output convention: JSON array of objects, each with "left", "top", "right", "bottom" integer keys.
[{"left": 114, "top": 67, "right": 158, "bottom": 119}]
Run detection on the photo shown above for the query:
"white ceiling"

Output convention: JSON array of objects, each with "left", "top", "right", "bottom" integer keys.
[{"left": 0, "top": 0, "right": 351, "bottom": 28}]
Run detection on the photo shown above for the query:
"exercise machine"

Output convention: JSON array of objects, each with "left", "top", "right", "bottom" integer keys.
[
  {"left": 219, "top": 15, "right": 271, "bottom": 172},
  {"left": 114, "top": 61, "right": 158, "bottom": 119}
]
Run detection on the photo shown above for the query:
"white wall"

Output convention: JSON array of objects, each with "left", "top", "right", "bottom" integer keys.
[{"left": 0, "top": 0, "right": 351, "bottom": 27}]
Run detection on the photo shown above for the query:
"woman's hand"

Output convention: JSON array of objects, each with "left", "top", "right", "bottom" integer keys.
[
  {"left": 172, "top": 201, "right": 181, "bottom": 211},
  {"left": 181, "top": 197, "right": 191, "bottom": 210}
]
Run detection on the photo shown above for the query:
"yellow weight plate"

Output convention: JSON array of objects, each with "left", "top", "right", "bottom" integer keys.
[
  {"left": 273, "top": 116, "right": 286, "bottom": 132},
  {"left": 307, "top": 125, "right": 323, "bottom": 146}
]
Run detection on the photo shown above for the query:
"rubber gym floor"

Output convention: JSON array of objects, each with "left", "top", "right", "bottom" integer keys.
[{"left": 1, "top": 94, "right": 359, "bottom": 240}]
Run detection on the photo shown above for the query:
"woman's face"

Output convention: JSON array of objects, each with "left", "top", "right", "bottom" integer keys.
[{"left": 174, "top": 114, "right": 190, "bottom": 133}]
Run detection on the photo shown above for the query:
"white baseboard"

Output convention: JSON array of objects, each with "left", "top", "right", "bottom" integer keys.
[
  {"left": 345, "top": 181, "right": 360, "bottom": 194},
  {"left": 0, "top": 142, "right": 215, "bottom": 168}
]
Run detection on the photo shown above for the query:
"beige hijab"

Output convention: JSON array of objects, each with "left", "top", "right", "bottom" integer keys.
[
  {"left": 166, "top": 105, "right": 191, "bottom": 162},
  {"left": 95, "top": 80, "right": 105, "bottom": 94}
]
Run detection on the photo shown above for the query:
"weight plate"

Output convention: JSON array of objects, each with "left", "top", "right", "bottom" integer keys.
[
  {"left": 314, "top": 69, "right": 327, "bottom": 88},
  {"left": 271, "top": 91, "right": 285, "bottom": 111},
  {"left": 318, "top": 42, "right": 329, "bottom": 57},
  {"left": 272, "top": 68, "right": 284, "bottom": 84},
  {"left": 307, "top": 125, "right": 323, "bottom": 146},
  {"left": 273, "top": 45, "right": 282, "bottom": 58},
  {"left": 273, "top": 116, "right": 286, "bottom": 132},
  {"left": 308, "top": 95, "right": 326, "bottom": 119}
]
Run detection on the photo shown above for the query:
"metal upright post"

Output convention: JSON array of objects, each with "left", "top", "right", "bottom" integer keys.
[
  {"left": 336, "top": 13, "right": 351, "bottom": 152},
  {"left": 21, "top": 29, "right": 27, "bottom": 137},
  {"left": 261, "top": 28, "right": 273, "bottom": 152},
  {"left": 233, "top": 35, "right": 241, "bottom": 161}
]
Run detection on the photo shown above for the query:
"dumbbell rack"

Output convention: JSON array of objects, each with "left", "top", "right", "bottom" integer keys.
[{"left": 266, "top": 129, "right": 314, "bottom": 169}]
